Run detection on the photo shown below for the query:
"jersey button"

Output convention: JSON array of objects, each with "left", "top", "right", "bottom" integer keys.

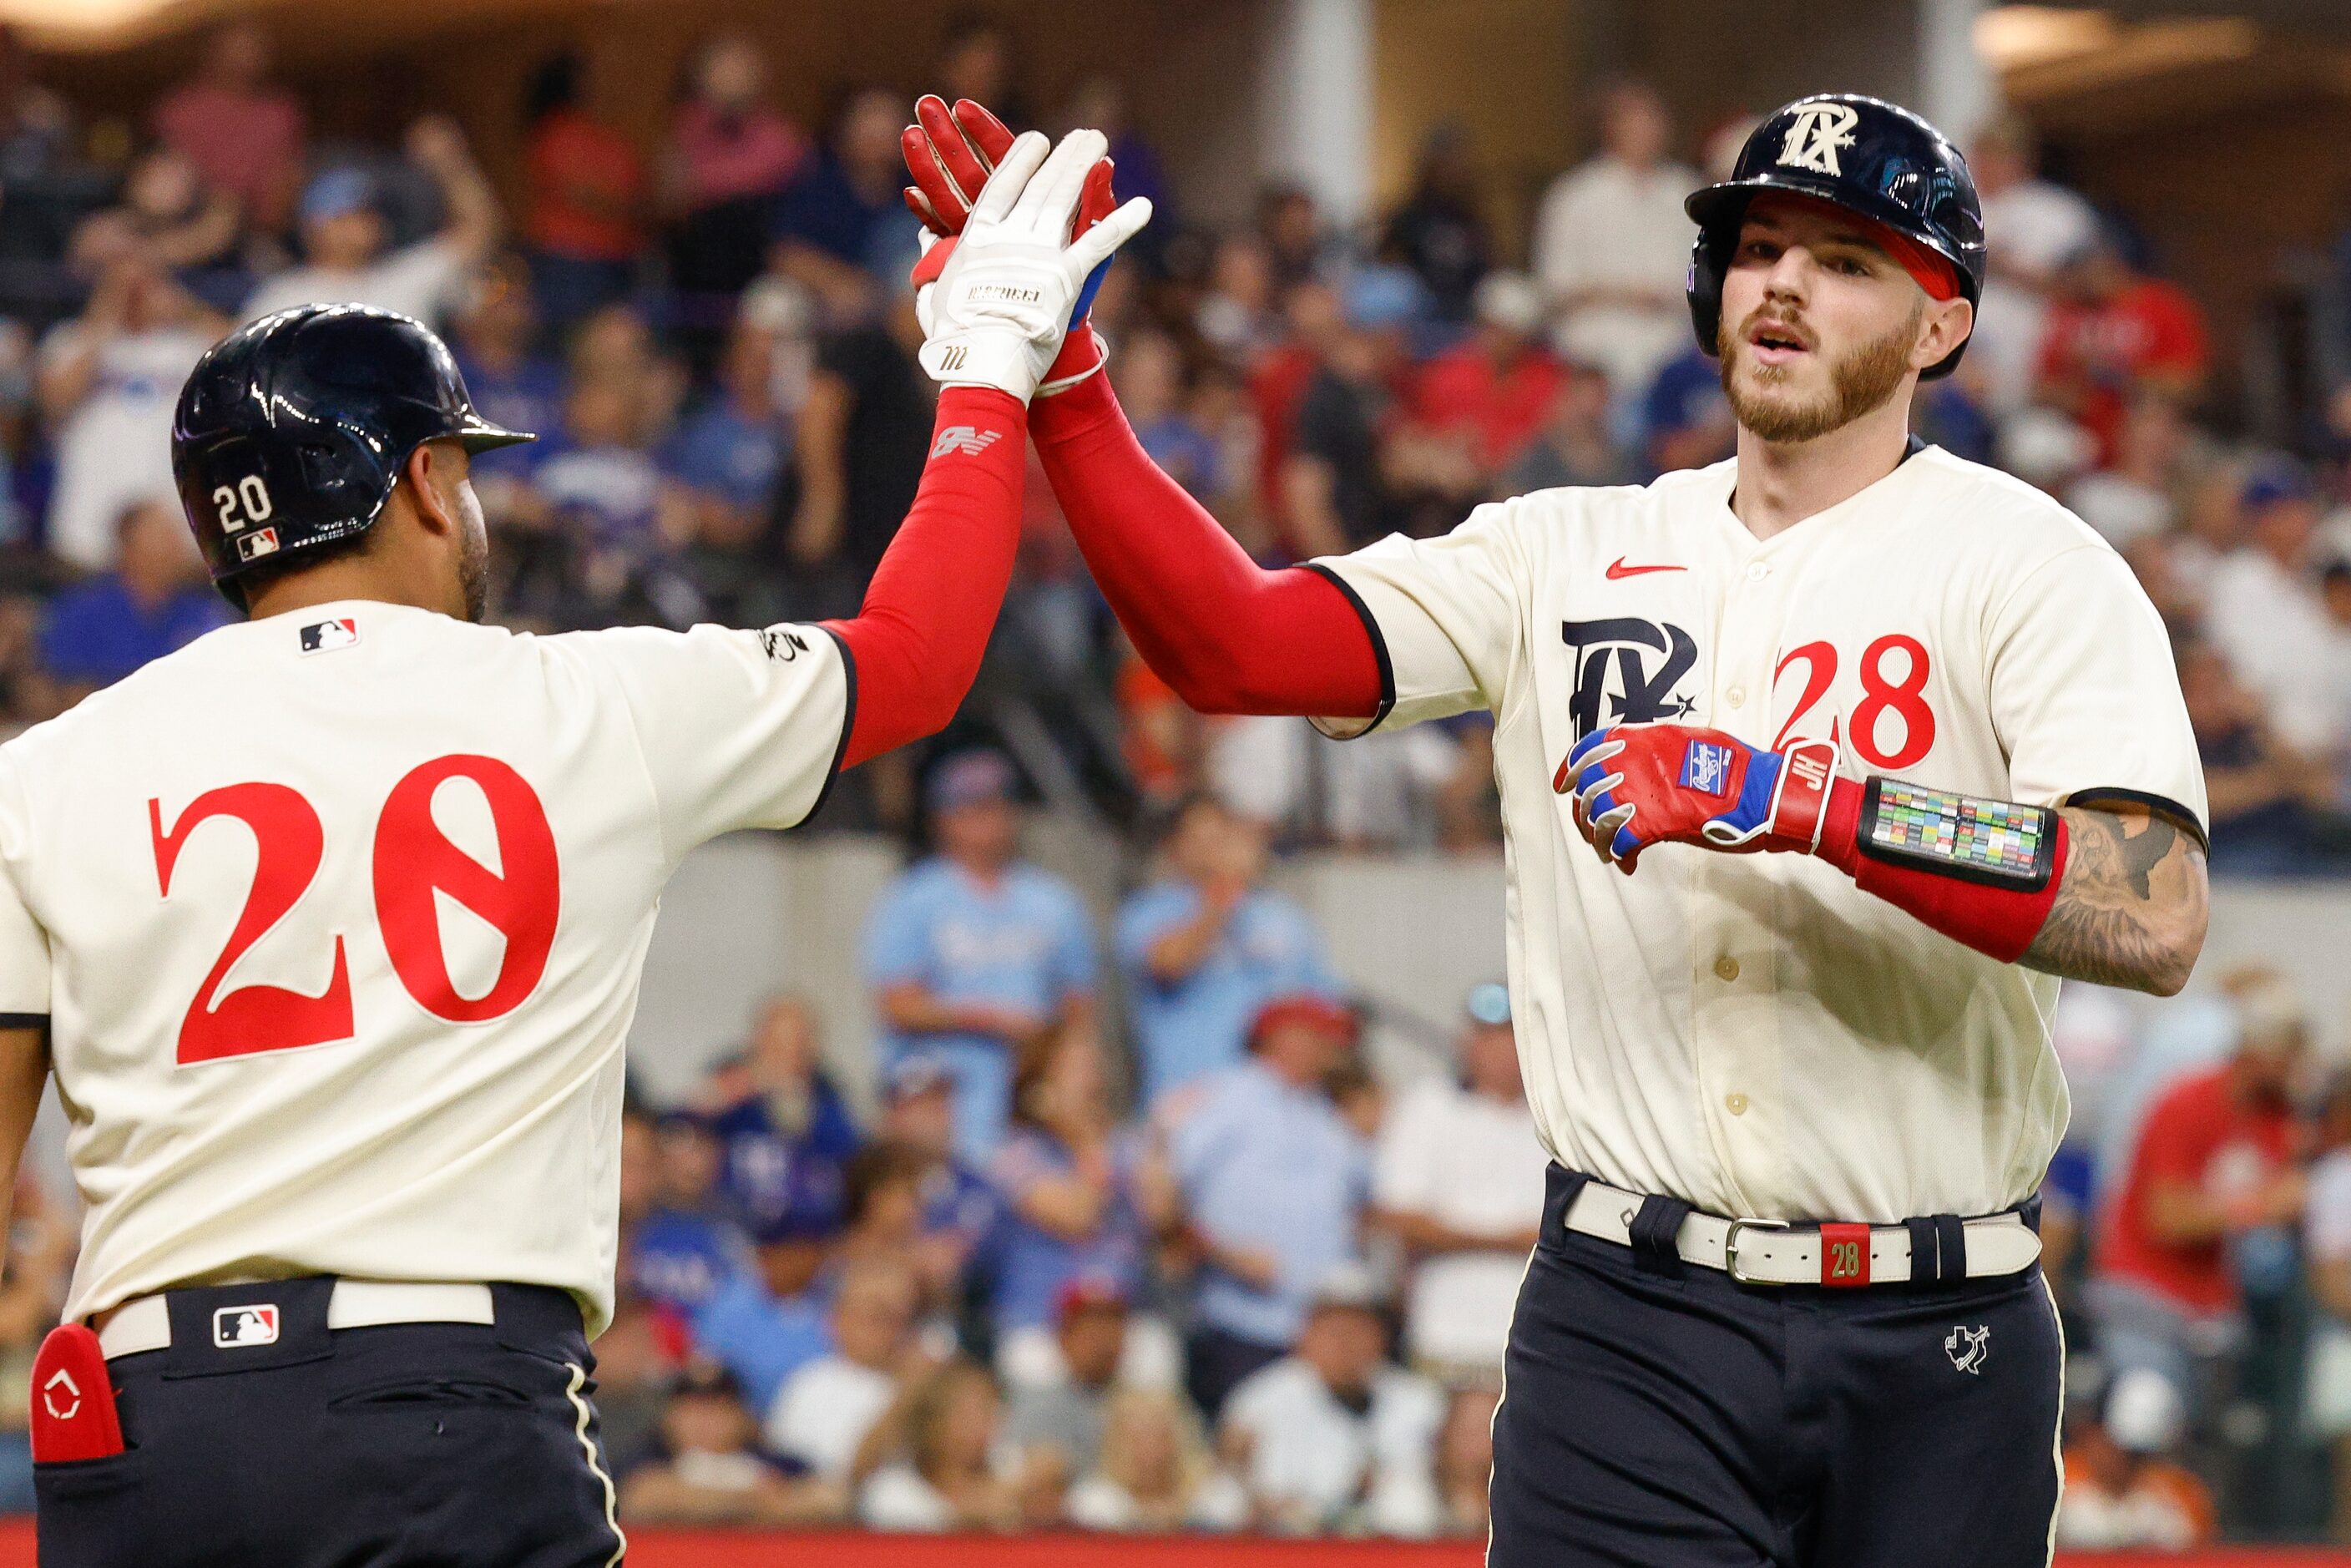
[
  {"left": 1725, "top": 686, "right": 1746, "bottom": 708},
  {"left": 1713, "top": 955, "right": 1741, "bottom": 982},
  {"left": 1745, "top": 561, "right": 1770, "bottom": 583},
  {"left": 1725, "top": 1092, "right": 1750, "bottom": 1116}
]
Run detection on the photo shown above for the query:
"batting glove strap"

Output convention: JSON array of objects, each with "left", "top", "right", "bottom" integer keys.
[{"left": 1555, "top": 724, "right": 1848, "bottom": 871}]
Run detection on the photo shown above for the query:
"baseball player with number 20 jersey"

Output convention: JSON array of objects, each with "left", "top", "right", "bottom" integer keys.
[
  {"left": 0, "top": 128, "right": 1149, "bottom": 1567},
  {"left": 904, "top": 95, "right": 2208, "bottom": 1567}
]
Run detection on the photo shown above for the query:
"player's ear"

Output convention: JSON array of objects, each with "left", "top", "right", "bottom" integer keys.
[
  {"left": 399, "top": 440, "right": 465, "bottom": 541},
  {"left": 1914, "top": 296, "right": 1973, "bottom": 371}
]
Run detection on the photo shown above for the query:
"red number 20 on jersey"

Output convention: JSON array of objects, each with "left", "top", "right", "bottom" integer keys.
[{"left": 149, "top": 755, "right": 559, "bottom": 1065}]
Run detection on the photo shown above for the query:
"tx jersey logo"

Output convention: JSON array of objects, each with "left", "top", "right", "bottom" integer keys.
[
  {"left": 1561, "top": 617, "right": 1699, "bottom": 739},
  {"left": 1945, "top": 1323, "right": 1990, "bottom": 1375},
  {"left": 299, "top": 617, "right": 358, "bottom": 655},
  {"left": 1777, "top": 100, "right": 1860, "bottom": 176},
  {"left": 930, "top": 424, "right": 1002, "bottom": 458}
]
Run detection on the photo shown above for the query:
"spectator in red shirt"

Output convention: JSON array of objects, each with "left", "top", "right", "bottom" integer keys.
[
  {"left": 1404, "top": 272, "right": 1564, "bottom": 478},
  {"left": 662, "top": 35, "right": 811, "bottom": 325},
  {"left": 2091, "top": 966, "right": 2308, "bottom": 1414},
  {"left": 522, "top": 52, "right": 646, "bottom": 334},
  {"left": 151, "top": 20, "right": 304, "bottom": 236},
  {"left": 2036, "top": 233, "right": 2209, "bottom": 468}
]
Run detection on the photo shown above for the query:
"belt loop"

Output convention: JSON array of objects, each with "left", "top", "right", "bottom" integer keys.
[
  {"left": 1932, "top": 1215, "right": 1968, "bottom": 1284},
  {"left": 1904, "top": 1216, "right": 1939, "bottom": 1284},
  {"left": 1541, "top": 1165, "right": 1589, "bottom": 1252},
  {"left": 1629, "top": 1194, "right": 1694, "bottom": 1280}
]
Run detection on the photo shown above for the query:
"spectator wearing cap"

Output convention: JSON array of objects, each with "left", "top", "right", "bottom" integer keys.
[
  {"left": 240, "top": 116, "right": 501, "bottom": 327},
  {"left": 765, "top": 1257, "right": 922, "bottom": 1483},
  {"left": 2035, "top": 231, "right": 2209, "bottom": 470},
  {"left": 1371, "top": 984, "right": 1548, "bottom": 1383},
  {"left": 687, "top": 1107, "right": 840, "bottom": 1414},
  {"left": 703, "top": 995, "right": 860, "bottom": 1244},
  {"left": 2091, "top": 967, "right": 2310, "bottom": 1414},
  {"left": 1164, "top": 994, "right": 1371, "bottom": 1418},
  {"left": 866, "top": 750, "right": 1100, "bottom": 1162},
  {"left": 38, "top": 498, "right": 230, "bottom": 697},
  {"left": 519, "top": 51, "right": 647, "bottom": 332},
  {"left": 2055, "top": 1368, "right": 2215, "bottom": 1549},
  {"left": 151, "top": 21, "right": 305, "bottom": 235},
  {"left": 628, "top": 1110, "right": 754, "bottom": 1320},
  {"left": 2206, "top": 459, "right": 2348, "bottom": 764},
  {"left": 1403, "top": 272, "right": 1566, "bottom": 479},
  {"left": 617, "top": 1361, "right": 846, "bottom": 1525},
  {"left": 1530, "top": 79, "right": 1701, "bottom": 407},
  {"left": 1280, "top": 266, "right": 1425, "bottom": 558},
  {"left": 1004, "top": 1277, "right": 1133, "bottom": 1481},
  {"left": 1379, "top": 122, "right": 1494, "bottom": 324},
  {"left": 1219, "top": 1263, "right": 1445, "bottom": 1537},
  {"left": 1116, "top": 793, "right": 1343, "bottom": 1106},
  {"left": 989, "top": 1024, "right": 1176, "bottom": 1387},
  {"left": 876, "top": 1055, "right": 1007, "bottom": 1306},
  {"left": 1635, "top": 340, "right": 1736, "bottom": 478}
]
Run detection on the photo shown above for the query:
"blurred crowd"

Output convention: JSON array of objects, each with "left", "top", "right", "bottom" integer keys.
[{"left": 1, "top": 12, "right": 2351, "bottom": 1545}]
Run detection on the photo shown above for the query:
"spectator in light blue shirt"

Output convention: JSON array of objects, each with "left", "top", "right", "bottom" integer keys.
[
  {"left": 1117, "top": 795, "right": 1343, "bottom": 1105},
  {"left": 865, "top": 751, "right": 1099, "bottom": 1161},
  {"left": 1165, "top": 994, "right": 1369, "bottom": 1419}
]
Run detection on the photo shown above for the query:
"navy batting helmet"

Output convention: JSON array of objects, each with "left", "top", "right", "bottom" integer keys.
[
  {"left": 171, "top": 304, "right": 533, "bottom": 602},
  {"left": 1683, "top": 94, "right": 1984, "bottom": 380}
]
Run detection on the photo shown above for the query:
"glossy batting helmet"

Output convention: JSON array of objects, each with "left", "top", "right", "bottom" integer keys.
[
  {"left": 1683, "top": 94, "right": 1985, "bottom": 380},
  {"left": 171, "top": 304, "right": 533, "bottom": 603}
]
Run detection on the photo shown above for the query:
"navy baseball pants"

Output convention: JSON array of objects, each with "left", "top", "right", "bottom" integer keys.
[
  {"left": 1489, "top": 1166, "right": 2064, "bottom": 1568},
  {"left": 35, "top": 1277, "right": 625, "bottom": 1568}
]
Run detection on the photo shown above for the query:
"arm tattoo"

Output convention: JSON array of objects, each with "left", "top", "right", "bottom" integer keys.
[{"left": 2020, "top": 808, "right": 2207, "bottom": 994}]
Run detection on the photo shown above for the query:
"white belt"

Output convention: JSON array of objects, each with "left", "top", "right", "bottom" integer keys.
[
  {"left": 1565, "top": 1178, "right": 2042, "bottom": 1287},
  {"left": 94, "top": 1281, "right": 497, "bottom": 1361}
]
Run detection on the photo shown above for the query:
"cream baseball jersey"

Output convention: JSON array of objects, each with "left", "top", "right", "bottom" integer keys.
[
  {"left": 0, "top": 600, "right": 850, "bottom": 1334},
  {"left": 1314, "top": 445, "right": 2207, "bottom": 1223}
]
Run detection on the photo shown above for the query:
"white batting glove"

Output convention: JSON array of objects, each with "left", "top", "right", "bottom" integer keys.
[{"left": 915, "top": 128, "right": 1151, "bottom": 403}]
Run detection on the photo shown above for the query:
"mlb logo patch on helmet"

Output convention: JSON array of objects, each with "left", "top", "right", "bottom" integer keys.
[
  {"left": 1681, "top": 741, "right": 1736, "bottom": 795},
  {"left": 214, "top": 1303, "right": 281, "bottom": 1348},
  {"left": 300, "top": 618, "right": 359, "bottom": 655},
  {"left": 235, "top": 527, "right": 281, "bottom": 563}
]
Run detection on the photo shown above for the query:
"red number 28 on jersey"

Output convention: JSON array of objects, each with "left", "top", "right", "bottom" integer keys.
[{"left": 149, "top": 754, "right": 559, "bottom": 1065}]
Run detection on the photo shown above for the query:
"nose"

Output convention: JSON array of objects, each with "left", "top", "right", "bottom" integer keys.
[{"left": 1762, "top": 247, "right": 1812, "bottom": 306}]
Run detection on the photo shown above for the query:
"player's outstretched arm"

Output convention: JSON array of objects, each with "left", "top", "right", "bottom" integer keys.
[
  {"left": 2016, "top": 805, "right": 2207, "bottom": 995},
  {"left": 901, "top": 98, "right": 1383, "bottom": 722},
  {"left": 822, "top": 128, "right": 1150, "bottom": 769},
  {"left": 1560, "top": 727, "right": 2207, "bottom": 996}
]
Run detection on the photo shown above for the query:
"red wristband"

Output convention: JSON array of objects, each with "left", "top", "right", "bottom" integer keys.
[{"left": 1816, "top": 777, "right": 2068, "bottom": 964}]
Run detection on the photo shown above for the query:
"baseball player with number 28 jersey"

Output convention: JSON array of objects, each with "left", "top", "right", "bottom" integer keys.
[
  {"left": 904, "top": 94, "right": 2208, "bottom": 1567},
  {"left": 0, "top": 127, "right": 1150, "bottom": 1568}
]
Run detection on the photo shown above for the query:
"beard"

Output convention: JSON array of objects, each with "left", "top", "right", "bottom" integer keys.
[
  {"left": 1718, "top": 300, "right": 1921, "bottom": 443},
  {"left": 454, "top": 483, "right": 492, "bottom": 624}
]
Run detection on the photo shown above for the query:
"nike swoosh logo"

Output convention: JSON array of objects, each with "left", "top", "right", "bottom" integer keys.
[{"left": 1605, "top": 558, "right": 1686, "bottom": 579}]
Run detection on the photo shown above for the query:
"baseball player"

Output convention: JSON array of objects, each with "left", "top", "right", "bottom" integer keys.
[
  {"left": 0, "top": 128, "right": 1146, "bottom": 1566},
  {"left": 905, "top": 96, "right": 2207, "bottom": 1566}
]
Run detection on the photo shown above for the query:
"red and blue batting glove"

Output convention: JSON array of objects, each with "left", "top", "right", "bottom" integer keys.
[
  {"left": 903, "top": 95, "right": 1117, "bottom": 393},
  {"left": 1555, "top": 724, "right": 1840, "bottom": 873}
]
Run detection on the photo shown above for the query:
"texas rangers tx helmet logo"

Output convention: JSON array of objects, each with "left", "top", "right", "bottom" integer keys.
[
  {"left": 1945, "top": 1323, "right": 1990, "bottom": 1375},
  {"left": 214, "top": 1302, "right": 281, "bottom": 1348},
  {"left": 1777, "top": 101, "right": 1861, "bottom": 177}
]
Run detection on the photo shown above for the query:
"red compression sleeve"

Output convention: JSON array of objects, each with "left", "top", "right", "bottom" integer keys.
[
  {"left": 822, "top": 388, "right": 1026, "bottom": 769},
  {"left": 1029, "top": 372, "right": 1383, "bottom": 719},
  {"left": 1814, "top": 778, "right": 2069, "bottom": 964}
]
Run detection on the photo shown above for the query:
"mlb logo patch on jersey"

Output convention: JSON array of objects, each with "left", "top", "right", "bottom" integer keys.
[
  {"left": 299, "top": 617, "right": 359, "bottom": 655},
  {"left": 235, "top": 527, "right": 281, "bottom": 563},
  {"left": 1681, "top": 741, "right": 1736, "bottom": 796},
  {"left": 213, "top": 1303, "right": 281, "bottom": 1348}
]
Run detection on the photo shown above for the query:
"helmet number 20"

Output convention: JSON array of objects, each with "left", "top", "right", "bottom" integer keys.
[
  {"left": 149, "top": 756, "right": 560, "bottom": 1065},
  {"left": 210, "top": 476, "right": 274, "bottom": 534}
]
